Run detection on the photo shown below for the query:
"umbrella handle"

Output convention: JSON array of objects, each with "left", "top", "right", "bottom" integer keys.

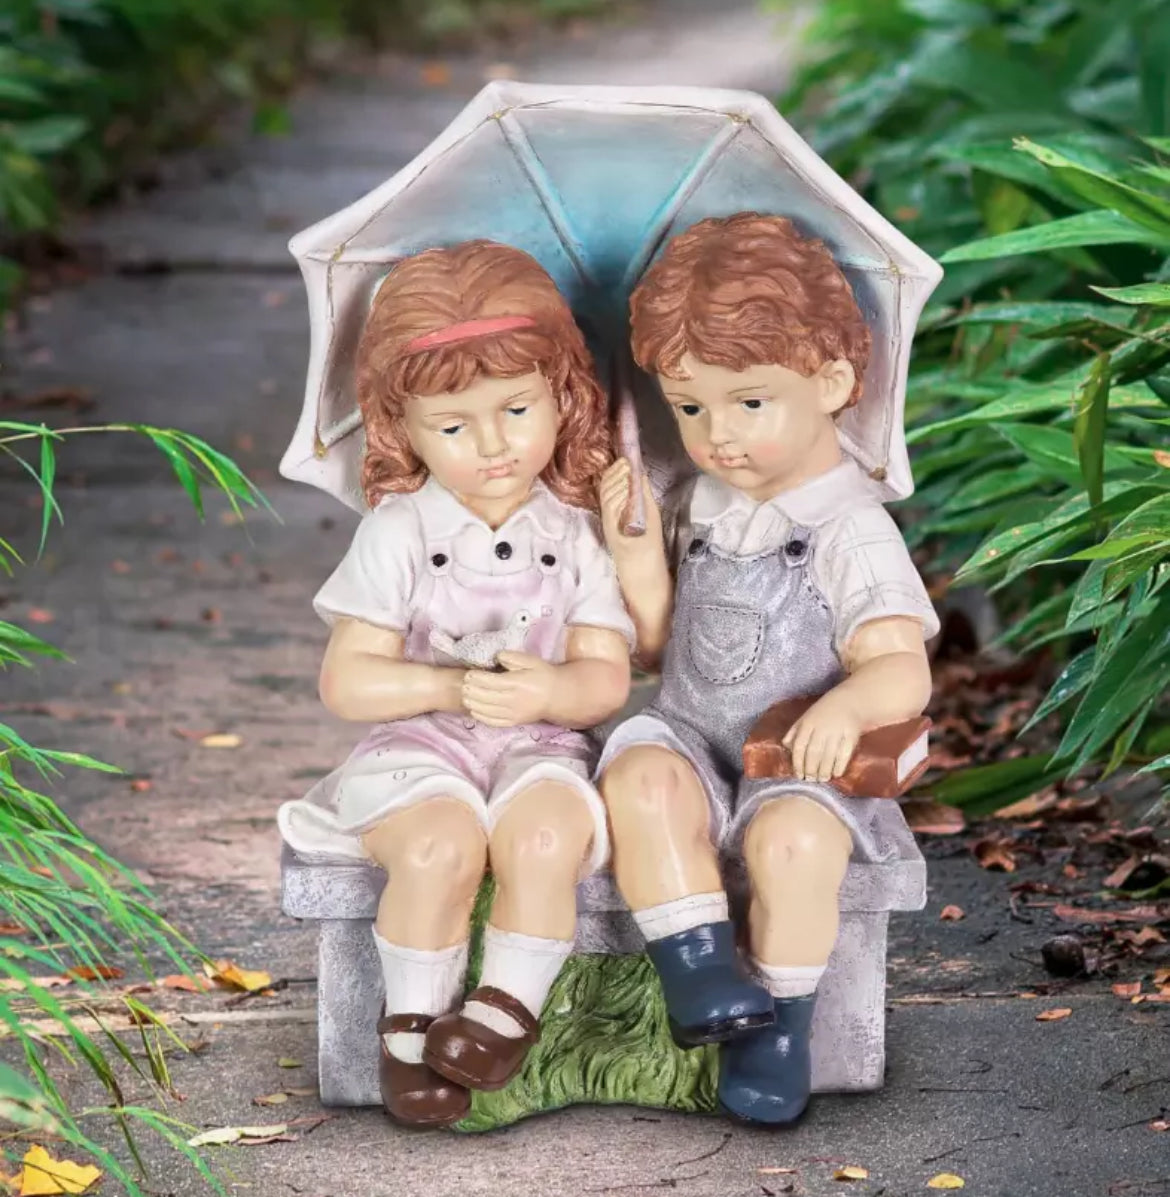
[{"left": 613, "top": 351, "right": 646, "bottom": 538}]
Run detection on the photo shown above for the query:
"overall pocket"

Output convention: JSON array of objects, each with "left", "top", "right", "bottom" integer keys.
[{"left": 687, "top": 603, "right": 765, "bottom": 685}]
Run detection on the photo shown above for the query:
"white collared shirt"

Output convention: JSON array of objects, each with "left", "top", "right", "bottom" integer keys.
[
  {"left": 313, "top": 477, "right": 635, "bottom": 650},
  {"left": 681, "top": 459, "right": 939, "bottom": 652}
]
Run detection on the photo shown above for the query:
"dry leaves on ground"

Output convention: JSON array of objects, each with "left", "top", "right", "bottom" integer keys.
[
  {"left": 940, "top": 905, "right": 965, "bottom": 921},
  {"left": 199, "top": 733, "right": 242, "bottom": 749},
  {"left": 833, "top": 1166, "right": 869, "bottom": 1182},
  {"left": 973, "top": 837, "right": 1018, "bottom": 872},
  {"left": 928, "top": 1175, "right": 966, "bottom": 1190},
  {"left": 203, "top": 960, "right": 272, "bottom": 993},
  {"left": 187, "top": 1116, "right": 330, "bottom": 1148},
  {"left": 1035, "top": 1007, "right": 1072, "bottom": 1022},
  {"left": 901, "top": 799, "right": 965, "bottom": 836}
]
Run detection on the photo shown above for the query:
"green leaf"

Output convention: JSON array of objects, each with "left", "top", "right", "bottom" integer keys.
[
  {"left": 1014, "top": 137, "right": 1170, "bottom": 237},
  {"left": 939, "top": 209, "right": 1170, "bottom": 263},
  {"left": 6, "top": 116, "right": 88, "bottom": 156},
  {"left": 1020, "top": 647, "right": 1096, "bottom": 734},
  {"left": 1073, "top": 353, "right": 1110, "bottom": 510},
  {"left": 995, "top": 421, "right": 1133, "bottom": 481},
  {"left": 928, "top": 754, "right": 1066, "bottom": 817},
  {"left": 1090, "top": 283, "right": 1170, "bottom": 307}
]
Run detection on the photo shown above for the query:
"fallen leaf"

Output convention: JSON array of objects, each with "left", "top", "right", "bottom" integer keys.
[
  {"left": 757, "top": 1167, "right": 798, "bottom": 1175},
  {"left": 204, "top": 960, "right": 272, "bottom": 993},
  {"left": 199, "top": 733, "right": 242, "bottom": 749},
  {"left": 1114, "top": 926, "right": 1167, "bottom": 950},
  {"left": 902, "top": 799, "right": 965, "bottom": 836},
  {"left": 277, "top": 1057, "right": 302, "bottom": 1069},
  {"left": 1156, "top": 968, "right": 1170, "bottom": 986},
  {"left": 1062, "top": 864, "right": 1082, "bottom": 880},
  {"left": 997, "top": 791, "right": 1059, "bottom": 819},
  {"left": 940, "top": 905, "right": 965, "bottom": 921},
  {"left": 973, "top": 837, "right": 1017, "bottom": 872},
  {"left": 1150, "top": 1119, "right": 1170, "bottom": 1132},
  {"left": 1154, "top": 449, "right": 1170, "bottom": 468},
  {"left": 130, "top": 779, "right": 152, "bottom": 793},
  {"left": 15, "top": 1145, "right": 101, "bottom": 1195},
  {"left": 833, "top": 1166, "right": 869, "bottom": 1181},
  {"left": 64, "top": 966, "right": 122, "bottom": 982},
  {"left": 252, "top": 1092, "right": 289, "bottom": 1106},
  {"left": 0, "top": 923, "right": 27, "bottom": 935},
  {"left": 421, "top": 61, "right": 451, "bottom": 87},
  {"left": 283, "top": 1086, "right": 316, "bottom": 1097},
  {"left": 26, "top": 609, "right": 54, "bottom": 624},
  {"left": 109, "top": 560, "right": 131, "bottom": 575},
  {"left": 160, "top": 973, "right": 212, "bottom": 993},
  {"left": 186, "top": 1123, "right": 287, "bottom": 1148},
  {"left": 928, "top": 1175, "right": 966, "bottom": 1190},
  {"left": 1113, "top": 981, "right": 1142, "bottom": 998},
  {"left": 237, "top": 1131, "right": 298, "bottom": 1145},
  {"left": 1035, "top": 1007, "right": 1072, "bottom": 1022},
  {"left": 1104, "top": 857, "right": 1144, "bottom": 889}
]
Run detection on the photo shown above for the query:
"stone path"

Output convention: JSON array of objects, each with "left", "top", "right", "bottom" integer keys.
[{"left": 2, "top": 3, "right": 1168, "bottom": 1194}]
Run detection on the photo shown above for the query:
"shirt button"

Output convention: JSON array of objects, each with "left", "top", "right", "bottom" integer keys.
[
  {"left": 392, "top": 770, "right": 407, "bottom": 781},
  {"left": 430, "top": 552, "right": 448, "bottom": 567},
  {"left": 541, "top": 553, "right": 556, "bottom": 566},
  {"left": 495, "top": 541, "right": 513, "bottom": 560},
  {"left": 785, "top": 539, "right": 807, "bottom": 558},
  {"left": 463, "top": 718, "right": 476, "bottom": 731}
]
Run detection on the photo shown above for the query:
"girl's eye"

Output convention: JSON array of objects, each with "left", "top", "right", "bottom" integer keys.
[
  {"left": 439, "top": 424, "right": 464, "bottom": 437},
  {"left": 740, "top": 398, "right": 766, "bottom": 411},
  {"left": 678, "top": 404, "right": 701, "bottom": 418},
  {"left": 506, "top": 405, "right": 528, "bottom": 416}
]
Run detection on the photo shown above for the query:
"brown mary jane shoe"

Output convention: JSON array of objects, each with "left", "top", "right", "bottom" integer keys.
[
  {"left": 423, "top": 985, "right": 540, "bottom": 1091},
  {"left": 377, "top": 1013, "right": 470, "bottom": 1129}
]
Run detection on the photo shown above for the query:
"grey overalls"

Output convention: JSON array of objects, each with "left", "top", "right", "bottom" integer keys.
[{"left": 598, "top": 517, "right": 911, "bottom": 863}]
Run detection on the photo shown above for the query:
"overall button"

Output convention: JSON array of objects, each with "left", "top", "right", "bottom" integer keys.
[
  {"left": 495, "top": 541, "right": 513, "bottom": 560},
  {"left": 529, "top": 728, "right": 543, "bottom": 742},
  {"left": 392, "top": 770, "right": 407, "bottom": 782},
  {"left": 462, "top": 718, "right": 476, "bottom": 731},
  {"left": 785, "top": 539, "right": 807, "bottom": 558},
  {"left": 431, "top": 552, "right": 448, "bottom": 567},
  {"left": 541, "top": 553, "right": 556, "bottom": 566}
]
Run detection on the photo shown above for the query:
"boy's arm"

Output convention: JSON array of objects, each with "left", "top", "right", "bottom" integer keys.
[
  {"left": 598, "top": 458, "right": 674, "bottom": 669},
  {"left": 319, "top": 617, "right": 466, "bottom": 721},
  {"left": 782, "top": 616, "right": 931, "bottom": 782}
]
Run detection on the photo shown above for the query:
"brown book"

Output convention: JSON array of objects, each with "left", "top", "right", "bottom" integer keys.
[{"left": 743, "top": 696, "right": 931, "bottom": 799}]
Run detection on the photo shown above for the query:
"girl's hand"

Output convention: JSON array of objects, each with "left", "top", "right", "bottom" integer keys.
[
  {"left": 782, "top": 692, "right": 863, "bottom": 783},
  {"left": 598, "top": 458, "right": 665, "bottom": 569},
  {"left": 461, "top": 652, "right": 558, "bottom": 727}
]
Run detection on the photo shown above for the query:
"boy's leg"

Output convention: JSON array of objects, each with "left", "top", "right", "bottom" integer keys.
[
  {"left": 423, "top": 780, "right": 593, "bottom": 1091},
  {"left": 599, "top": 743, "right": 774, "bottom": 1045},
  {"left": 719, "top": 795, "right": 851, "bottom": 1125}
]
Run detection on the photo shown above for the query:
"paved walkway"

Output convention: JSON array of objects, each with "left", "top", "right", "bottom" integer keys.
[{"left": 2, "top": 4, "right": 1168, "bottom": 1194}]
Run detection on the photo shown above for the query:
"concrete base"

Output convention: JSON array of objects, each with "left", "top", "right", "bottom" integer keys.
[{"left": 281, "top": 824, "right": 927, "bottom": 1109}]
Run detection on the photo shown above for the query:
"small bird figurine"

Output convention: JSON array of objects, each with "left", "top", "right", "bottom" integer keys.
[{"left": 429, "top": 609, "right": 533, "bottom": 669}]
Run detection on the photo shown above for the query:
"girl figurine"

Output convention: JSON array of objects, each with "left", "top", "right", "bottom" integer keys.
[
  {"left": 596, "top": 213, "right": 939, "bottom": 1125},
  {"left": 278, "top": 241, "right": 633, "bottom": 1129}
]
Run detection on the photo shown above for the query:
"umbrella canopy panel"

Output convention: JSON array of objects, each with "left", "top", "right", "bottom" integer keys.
[{"left": 284, "top": 84, "right": 942, "bottom": 512}]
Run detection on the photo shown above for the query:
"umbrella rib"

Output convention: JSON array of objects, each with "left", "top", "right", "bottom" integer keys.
[
  {"left": 620, "top": 118, "right": 745, "bottom": 293},
  {"left": 497, "top": 111, "right": 597, "bottom": 292}
]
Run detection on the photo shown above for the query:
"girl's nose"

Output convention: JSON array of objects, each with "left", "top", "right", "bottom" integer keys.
[{"left": 476, "top": 417, "right": 508, "bottom": 459}]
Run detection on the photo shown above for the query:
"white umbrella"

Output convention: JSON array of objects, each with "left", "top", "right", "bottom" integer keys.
[{"left": 280, "top": 81, "right": 942, "bottom": 514}]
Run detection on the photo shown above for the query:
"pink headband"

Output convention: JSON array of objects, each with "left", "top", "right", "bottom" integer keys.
[{"left": 403, "top": 315, "right": 537, "bottom": 355}]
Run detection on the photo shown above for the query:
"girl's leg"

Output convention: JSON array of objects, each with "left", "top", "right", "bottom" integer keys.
[
  {"left": 599, "top": 744, "right": 773, "bottom": 1045},
  {"left": 360, "top": 797, "right": 486, "bottom": 1097},
  {"left": 422, "top": 781, "right": 593, "bottom": 1090}
]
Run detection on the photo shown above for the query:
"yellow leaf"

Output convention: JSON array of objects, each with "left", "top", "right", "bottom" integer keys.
[
  {"left": 17, "top": 1146, "right": 102, "bottom": 1195},
  {"left": 199, "top": 733, "right": 241, "bottom": 749},
  {"left": 253, "top": 1092, "right": 289, "bottom": 1106},
  {"left": 928, "top": 1174, "right": 966, "bottom": 1190},
  {"left": 833, "top": 1166, "right": 869, "bottom": 1181},
  {"left": 277, "top": 1057, "right": 302, "bottom": 1069},
  {"left": 186, "top": 1124, "right": 287, "bottom": 1148},
  {"left": 203, "top": 959, "right": 272, "bottom": 992}
]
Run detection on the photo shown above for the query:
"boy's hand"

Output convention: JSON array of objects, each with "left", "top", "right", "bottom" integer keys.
[
  {"left": 782, "top": 691, "right": 863, "bottom": 782},
  {"left": 599, "top": 458, "right": 665, "bottom": 569},
  {"left": 461, "top": 652, "right": 557, "bottom": 727}
]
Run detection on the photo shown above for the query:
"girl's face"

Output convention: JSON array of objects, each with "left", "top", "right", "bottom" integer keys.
[
  {"left": 403, "top": 368, "right": 560, "bottom": 513},
  {"left": 660, "top": 352, "right": 855, "bottom": 501}
]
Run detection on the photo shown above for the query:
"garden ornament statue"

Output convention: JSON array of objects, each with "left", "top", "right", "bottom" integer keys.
[{"left": 276, "top": 81, "right": 943, "bottom": 1131}]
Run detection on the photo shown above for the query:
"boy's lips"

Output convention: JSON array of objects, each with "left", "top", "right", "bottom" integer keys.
[{"left": 713, "top": 453, "right": 748, "bottom": 468}]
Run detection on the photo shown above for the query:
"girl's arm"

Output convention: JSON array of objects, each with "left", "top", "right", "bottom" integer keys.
[
  {"left": 318, "top": 617, "right": 465, "bottom": 722},
  {"left": 598, "top": 459, "right": 674, "bottom": 669}
]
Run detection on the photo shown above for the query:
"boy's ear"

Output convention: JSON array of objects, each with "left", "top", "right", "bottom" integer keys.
[{"left": 816, "top": 359, "right": 856, "bottom": 415}]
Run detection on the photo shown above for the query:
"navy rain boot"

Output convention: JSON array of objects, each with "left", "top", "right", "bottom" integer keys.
[
  {"left": 644, "top": 921, "right": 775, "bottom": 1047},
  {"left": 717, "top": 994, "right": 815, "bottom": 1125}
]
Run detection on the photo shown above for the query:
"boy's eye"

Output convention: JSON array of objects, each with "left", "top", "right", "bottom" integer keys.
[
  {"left": 439, "top": 424, "right": 464, "bottom": 436},
  {"left": 740, "top": 398, "right": 766, "bottom": 411},
  {"left": 678, "top": 404, "right": 701, "bottom": 418},
  {"left": 506, "top": 405, "right": 528, "bottom": 416}
]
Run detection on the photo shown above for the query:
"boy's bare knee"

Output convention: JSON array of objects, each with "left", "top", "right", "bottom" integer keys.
[{"left": 601, "top": 745, "right": 707, "bottom": 834}]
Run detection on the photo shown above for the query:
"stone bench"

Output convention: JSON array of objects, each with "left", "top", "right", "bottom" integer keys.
[{"left": 280, "top": 818, "right": 926, "bottom": 1109}]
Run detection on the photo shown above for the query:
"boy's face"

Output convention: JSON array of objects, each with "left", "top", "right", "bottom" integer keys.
[{"left": 659, "top": 352, "right": 855, "bottom": 501}]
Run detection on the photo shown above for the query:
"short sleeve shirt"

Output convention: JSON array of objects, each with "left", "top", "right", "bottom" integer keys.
[
  {"left": 682, "top": 459, "right": 939, "bottom": 654},
  {"left": 313, "top": 478, "right": 634, "bottom": 662}
]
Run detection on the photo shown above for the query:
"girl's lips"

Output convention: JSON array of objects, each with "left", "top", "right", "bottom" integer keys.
[
  {"left": 482, "top": 462, "right": 515, "bottom": 478},
  {"left": 713, "top": 454, "right": 748, "bottom": 468}
]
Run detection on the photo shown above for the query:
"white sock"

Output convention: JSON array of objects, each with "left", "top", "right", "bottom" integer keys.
[
  {"left": 632, "top": 891, "right": 729, "bottom": 943},
  {"left": 463, "top": 925, "right": 573, "bottom": 1039},
  {"left": 755, "top": 961, "right": 825, "bottom": 999},
  {"left": 373, "top": 932, "right": 468, "bottom": 1064}
]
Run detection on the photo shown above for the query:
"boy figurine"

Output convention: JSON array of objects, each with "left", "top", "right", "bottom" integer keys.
[{"left": 596, "top": 213, "right": 939, "bottom": 1125}]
